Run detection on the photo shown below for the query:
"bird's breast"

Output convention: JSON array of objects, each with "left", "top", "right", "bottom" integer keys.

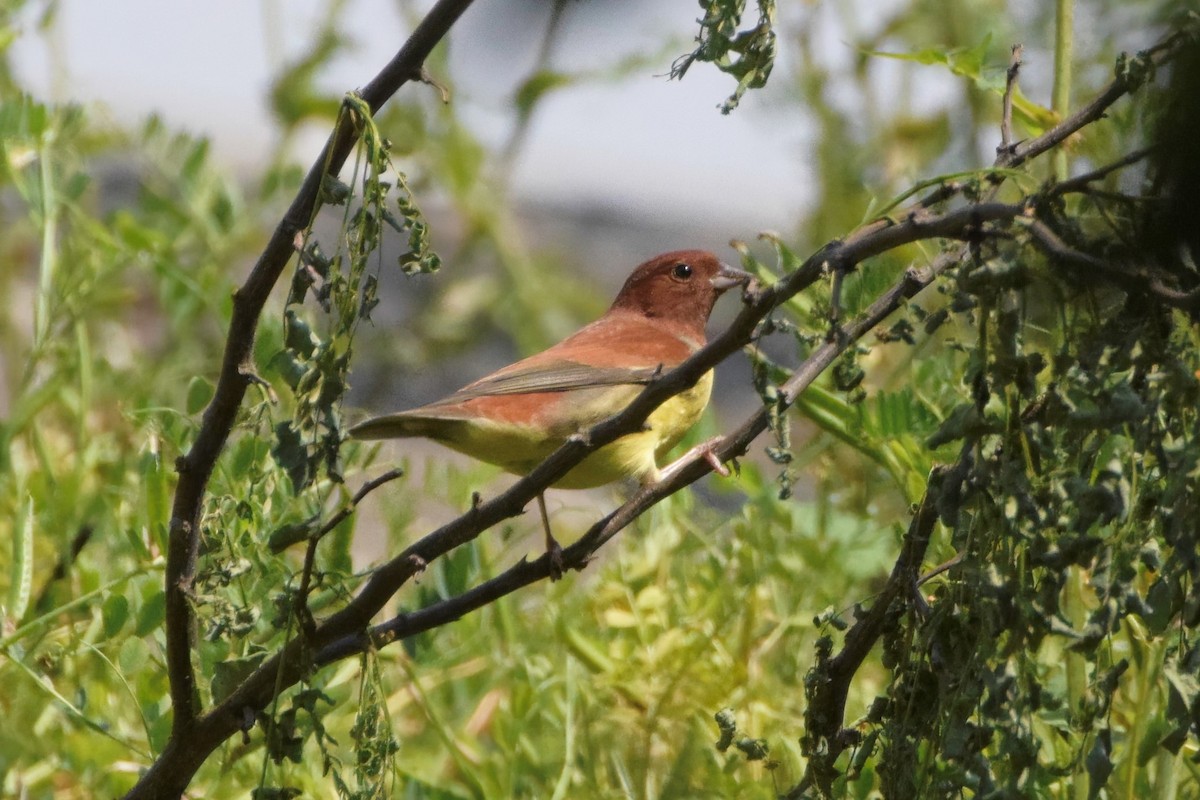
[
  {"left": 551, "top": 368, "right": 713, "bottom": 489},
  {"left": 644, "top": 368, "right": 714, "bottom": 458},
  {"left": 400, "top": 370, "right": 715, "bottom": 490}
]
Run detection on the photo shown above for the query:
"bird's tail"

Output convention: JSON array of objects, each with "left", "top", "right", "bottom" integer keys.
[{"left": 348, "top": 412, "right": 453, "bottom": 441}]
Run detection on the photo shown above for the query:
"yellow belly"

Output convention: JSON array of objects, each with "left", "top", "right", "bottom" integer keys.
[{"left": 430, "top": 370, "right": 714, "bottom": 489}]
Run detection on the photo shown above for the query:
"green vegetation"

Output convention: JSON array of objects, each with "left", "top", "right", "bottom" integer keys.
[{"left": 2, "top": 1, "right": 1198, "bottom": 798}]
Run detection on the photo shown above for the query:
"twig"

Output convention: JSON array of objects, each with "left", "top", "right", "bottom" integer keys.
[
  {"left": 1003, "top": 27, "right": 1184, "bottom": 171},
  {"left": 320, "top": 467, "right": 406, "bottom": 542},
  {"left": 916, "top": 552, "right": 966, "bottom": 587},
  {"left": 1026, "top": 219, "right": 1200, "bottom": 309},
  {"left": 1050, "top": 146, "right": 1153, "bottom": 196},
  {"left": 294, "top": 467, "right": 406, "bottom": 635},
  {"left": 32, "top": 525, "right": 94, "bottom": 614},
  {"left": 1000, "top": 44, "right": 1023, "bottom": 154},
  {"left": 498, "top": 0, "right": 571, "bottom": 179}
]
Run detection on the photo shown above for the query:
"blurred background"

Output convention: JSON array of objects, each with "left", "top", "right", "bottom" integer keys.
[
  {"left": 5, "top": 0, "right": 1166, "bottom": 530},
  {"left": 1, "top": 2, "right": 1186, "bottom": 796},
  {"left": 8, "top": 0, "right": 1152, "bottom": 453},
  {"left": 12, "top": 0, "right": 811, "bottom": 231}
]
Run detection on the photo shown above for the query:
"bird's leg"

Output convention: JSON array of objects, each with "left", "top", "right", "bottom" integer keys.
[
  {"left": 655, "top": 436, "right": 731, "bottom": 485},
  {"left": 537, "top": 492, "right": 565, "bottom": 581}
]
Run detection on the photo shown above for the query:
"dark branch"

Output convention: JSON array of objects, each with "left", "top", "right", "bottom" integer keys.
[
  {"left": 1050, "top": 146, "right": 1154, "bottom": 196},
  {"left": 791, "top": 450, "right": 973, "bottom": 797},
  {"left": 1027, "top": 219, "right": 1200, "bottom": 309},
  {"left": 1002, "top": 30, "right": 1183, "bottom": 171}
]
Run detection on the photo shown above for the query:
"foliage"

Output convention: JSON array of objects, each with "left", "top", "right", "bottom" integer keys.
[
  {"left": 1, "top": 1, "right": 1199, "bottom": 799},
  {"left": 672, "top": 0, "right": 778, "bottom": 114}
]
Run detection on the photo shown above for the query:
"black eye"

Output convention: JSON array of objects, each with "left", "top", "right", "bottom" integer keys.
[{"left": 672, "top": 263, "right": 693, "bottom": 280}]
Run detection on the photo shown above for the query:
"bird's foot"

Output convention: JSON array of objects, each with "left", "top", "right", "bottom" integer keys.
[
  {"left": 546, "top": 535, "right": 565, "bottom": 581},
  {"left": 536, "top": 493, "right": 565, "bottom": 581},
  {"left": 656, "top": 436, "right": 731, "bottom": 484}
]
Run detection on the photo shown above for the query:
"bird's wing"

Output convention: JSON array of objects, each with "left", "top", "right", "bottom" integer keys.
[
  {"left": 431, "top": 360, "right": 663, "bottom": 404},
  {"left": 350, "top": 315, "right": 698, "bottom": 441},
  {"left": 349, "top": 361, "right": 659, "bottom": 440}
]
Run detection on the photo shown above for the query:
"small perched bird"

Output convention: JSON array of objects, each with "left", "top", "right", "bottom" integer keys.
[{"left": 350, "top": 250, "right": 750, "bottom": 573}]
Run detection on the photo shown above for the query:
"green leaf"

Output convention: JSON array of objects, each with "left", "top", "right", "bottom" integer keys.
[
  {"left": 211, "top": 653, "right": 267, "bottom": 705},
  {"left": 118, "top": 636, "right": 151, "bottom": 674},
  {"left": 865, "top": 36, "right": 1056, "bottom": 133},
  {"left": 185, "top": 375, "right": 214, "bottom": 415},
  {"left": 135, "top": 590, "right": 166, "bottom": 637},
  {"left": 101, "top": 593, "right": 130, "bottom": 638},
  {"left": 6, "top": 493, "right": 34, "bottom": 624},
  {"left": 514, "top": 71, "right": 574, "bottom": 115},
  {"left": 273, "top": 421, "right": 314, "bottom": 492}
]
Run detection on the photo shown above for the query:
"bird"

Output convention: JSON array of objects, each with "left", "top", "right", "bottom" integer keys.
[{"left": 350, "top": 249, "right": 750, "bottom": 576}]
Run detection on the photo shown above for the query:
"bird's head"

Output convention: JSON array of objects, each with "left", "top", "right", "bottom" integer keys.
[{"left": 609, "top": 250, "right": 751, "bottom": 337}]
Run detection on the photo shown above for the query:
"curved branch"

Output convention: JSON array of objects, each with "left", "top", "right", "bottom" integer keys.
[{"left": 1027, "top": 219, "right": 1200, "bottom": 309}]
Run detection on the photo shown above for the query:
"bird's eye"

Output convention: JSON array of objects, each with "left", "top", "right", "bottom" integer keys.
[{"left": 672, "top": 263, "right": 693, "bottom": 280}]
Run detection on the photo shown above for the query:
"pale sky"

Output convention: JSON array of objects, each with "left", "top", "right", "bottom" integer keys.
[{"left": 11, "top": 0, "right": 816, "bottom": 231}]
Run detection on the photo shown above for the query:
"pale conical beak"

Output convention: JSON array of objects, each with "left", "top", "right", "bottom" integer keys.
[{"left": 710, "top": 263, "right": 753, "bottom": 291}]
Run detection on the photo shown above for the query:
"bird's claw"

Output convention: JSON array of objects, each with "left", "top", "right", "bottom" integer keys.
[
  {"left": 702, "top": 445, "right": 731, "bottom": 477},
  {"left": 546, "top": 536, "right": 565, "bottom": 581},
  {"left": 657, "top": 436, "right": 731, "bottom": 484}
]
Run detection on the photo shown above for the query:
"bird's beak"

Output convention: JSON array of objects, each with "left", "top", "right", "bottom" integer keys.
[{"left": 710, "top": 263, "right": 753, "bottom": 291}]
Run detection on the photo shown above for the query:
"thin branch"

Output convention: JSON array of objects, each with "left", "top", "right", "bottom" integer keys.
[
  {"left": 1050, "top": 146, "right": 1153, "bottom": 196},
  {"left": 999, "top": 43, "right": 1023, "bottom": 154},
  {"left": 916, "top": 552, "right": 966, "bottom": 587},
  {"left": 1027, "top": 219, "right": 1200, "bottom": 309},
  {"left": 294, "top": 467, "right": 407, "bottom": 635},
  {"left": 32, "top": 525, "right": 94, "bottom": 614},
  {"left": 498, "top": 0, "right": 571, "bottom": 178},
  {"left": 1004, "top": 27, "right": 1185, "bottom": 170},
  {"left": 321, "top": 467, "right": 406, "bottom": 541}
]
